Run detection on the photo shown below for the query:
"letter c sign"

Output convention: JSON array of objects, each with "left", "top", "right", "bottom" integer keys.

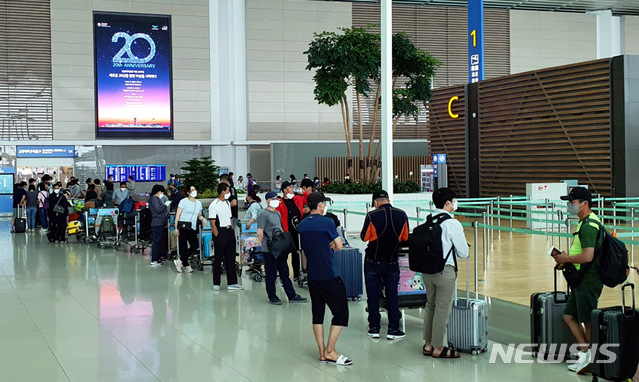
[{"left": 448, "top": 96, "right": 459, "bottom": 119}]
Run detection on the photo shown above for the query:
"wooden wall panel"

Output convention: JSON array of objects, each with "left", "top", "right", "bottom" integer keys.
[
  {"left": 426, "top": 85, "right": 467, "bottom": 197},
  {"left": 477, "top": 59, "right": 613, "bottom": 197},
  {"left": 316, "top": 156, "right": 428, "bottom": 184}
]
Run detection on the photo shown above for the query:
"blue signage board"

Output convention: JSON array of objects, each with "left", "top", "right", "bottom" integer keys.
[
  {"left": 17, "top": 146, "right": 76, "bottom": 158},
  {"left": 432, "top": 154, "right": 447, "bottom": 164},
  {"left": 0, "top": 167, "right": 15, "bottom": 174},
  {"left": 468, "top": 0, "right": 485, "bottom": 84},
  {"left": 136, "top": 165, "right": 166, "bottom": 182},
  {"left": 106, "top": 165, "right": 136, "bottom": 182}
]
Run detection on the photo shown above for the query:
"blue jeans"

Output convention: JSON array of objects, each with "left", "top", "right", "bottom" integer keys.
[
  {"left": 39, "top": 207, "right": 48, "bottom": 229},
  {"left": 365, "top": 259, "right": 401, "bottom": 331},
  {"left": 26, "top": 207, "right": 37, "bottom": 229}
]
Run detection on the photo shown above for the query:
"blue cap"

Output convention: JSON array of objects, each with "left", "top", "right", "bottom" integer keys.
[{"left": 265, "top": 191, "right": 278, "bottom": 200}]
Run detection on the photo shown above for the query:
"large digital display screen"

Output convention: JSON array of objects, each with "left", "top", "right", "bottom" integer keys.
[
  {"left": 106, "top": 165, "right": 165, "bottom": 182},
  {"left": 106, "top": 165, "right": 136, "bottom": 182},
  {"left": 94, "top": 12, "right": 173, "bottom": 139}
]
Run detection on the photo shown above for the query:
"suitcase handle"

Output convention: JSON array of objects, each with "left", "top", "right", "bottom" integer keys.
[
  {"left": 553, "top": 266, "right": 569, "bottom": 303},
  {"left": 622, "top": 283, "right": 636, "bottom": 317}
]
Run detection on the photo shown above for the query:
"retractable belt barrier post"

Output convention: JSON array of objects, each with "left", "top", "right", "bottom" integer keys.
[
  {"left": 482, "top": 212, "right": 487, "bottom": 273},
  {"left": 473, "top": 220, "right": 478, "bottom": 292}
]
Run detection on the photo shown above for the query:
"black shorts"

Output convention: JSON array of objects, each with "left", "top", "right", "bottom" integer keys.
[{"left": 308, "top": 277, "right": 349, "bottom": 327}]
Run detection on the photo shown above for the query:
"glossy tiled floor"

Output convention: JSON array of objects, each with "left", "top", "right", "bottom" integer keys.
[{"left": 0, "top": 221, "right": 597, "bottom": 382}]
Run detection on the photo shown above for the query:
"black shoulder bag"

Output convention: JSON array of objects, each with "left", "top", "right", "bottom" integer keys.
[{"left": 266, "top": 228, "right": 296, "bottom": 260}]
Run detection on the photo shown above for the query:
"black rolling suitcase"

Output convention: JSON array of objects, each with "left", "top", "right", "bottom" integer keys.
[
  {"left": 530, "top": 268, "right": 573, "bottom": 359},
  {"left": 591, "top": 283, "right": 639, "bottom": 382},
  {"left": 14, "top": 206, "right": 26, "bottom": 233}
]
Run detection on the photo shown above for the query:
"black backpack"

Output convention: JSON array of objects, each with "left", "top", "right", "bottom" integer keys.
[
  {"left": 581, "top": 219, "right": 630, "bottom": 288},
  {"left": 408, "top": 213, "right": 456, "bottom": 274}
]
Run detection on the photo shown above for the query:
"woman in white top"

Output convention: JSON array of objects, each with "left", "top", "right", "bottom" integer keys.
[
  {"left": 244, "top": 191, "right": 263, "bottom": 230},
  {"left": 174, "top": 186, "right": 208, "bottom": 273}
]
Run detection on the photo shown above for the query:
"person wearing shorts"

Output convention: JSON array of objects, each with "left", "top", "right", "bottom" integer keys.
[
  {"left": 299, "top": 192, "right": 352, "bottom": 366},
  {"left": 553, "top": 187, "right": 604, "bottom": 375}
]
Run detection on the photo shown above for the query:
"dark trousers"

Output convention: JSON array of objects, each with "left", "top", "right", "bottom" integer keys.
[
  {"left": 178, "top": 228, "right": 198, "bottom": 267},
  {"left": 151, "top": 225, "right": 167, "bottom": 262},
  {"left": 365, "top": 259, "right": 401, "bottom": 331},
  {"left": 51, "top": 213, "right": 67, "bottom": 242},
  {"left": 289, "top": 228, "right": 300, "bottom": 279},
  {"left": 213, "top": 227, "right": 237, "bottom": 286},
  {"left": 264, "top": 252, "right": 296, "bottom": 300}
]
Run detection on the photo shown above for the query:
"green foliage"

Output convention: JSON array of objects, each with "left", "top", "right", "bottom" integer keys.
[
  {"left": 305, "top": 27, "right": 380, "bottom": 105},
  {"left": 198, "top": 189, "right": 218, "bottom": 199},
  {"left": 179, "top": 157, "right": 219, "bottom": 196},
  {"left": 321, "top": 181, "right": 420, "bottom": 194}
]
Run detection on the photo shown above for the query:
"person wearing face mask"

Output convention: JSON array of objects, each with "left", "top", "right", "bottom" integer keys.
[
  {"left": 47, "top": 184, "right": 69, "bottom": 243},
  {"left": 360, "top": 190, "right": 409, "bottom": 340},
  {"left": 298, "top": 192, "right": 351, "bottom": 365},
  {"left": 257, "top": 191, "right": 306, "bottom": 304},
  {"left": 174, "top": 186, "right": 208, "bottom": 273},
  {"left": 209, "top": 183, "right": 243, "bottom": 290},
  {"left": 244, "top": 191, "right": 262, "bottom": 230},
  {"left": 553, "top": 187, "right": 603, "bottom": 375},
  {"left": 421, "top": 188, "right": 468, "bottom": 359},
  {"left": 278, "top": 181, "right": 306, "bottom": 282},
  {"left": 149, "top": 185, "right": 168, "bottom": 267},
  {"left": 219, "top": 174, "right": 239, "bottom": 229},
  {"left": 113, "top": 182, "right": 130, "bottom": 206}
]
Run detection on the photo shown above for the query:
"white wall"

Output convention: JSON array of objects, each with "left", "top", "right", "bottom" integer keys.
[
  {"left": 50, "top": 0, "right": 211, "bottom": 141},
  {"left": 246, "top": 0, "right": 351, "bottom": 140},
  {"left": 622, "top": 16, "right": 639, "bottom": 55},
  {"left": 510, "top": 10, "right": 597, "bottom": 74}
]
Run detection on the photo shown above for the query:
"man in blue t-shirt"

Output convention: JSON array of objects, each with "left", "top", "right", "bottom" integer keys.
[{"left": 299, "top": 192, "right": 352, "bottom": 366}]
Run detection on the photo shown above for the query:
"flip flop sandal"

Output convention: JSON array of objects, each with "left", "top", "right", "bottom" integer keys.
[
  {"left": 326, "top": 354, "right": 353, "bottom": 366},
  {"left": 423, "top": 345, "right": 433, "bottom": 356},
  {"left": 433, "top": 346, "right": 460, "bottom": 359}
]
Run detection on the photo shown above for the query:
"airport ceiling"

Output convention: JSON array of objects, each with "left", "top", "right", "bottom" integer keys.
[{"left": 319, "top": 0, "right": 639, "bottom": 16}]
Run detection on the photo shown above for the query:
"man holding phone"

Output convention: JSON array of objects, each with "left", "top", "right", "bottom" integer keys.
[{"left": 552, "top": 187, "right": 603, "bottom": 375}]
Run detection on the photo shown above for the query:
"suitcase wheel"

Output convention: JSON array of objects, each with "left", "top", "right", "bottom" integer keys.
[
  {"left": 471, "top": 350, "right": 479, "bottom": 356},
  {"left": 254, "top": 274, "right": 262, "bottom": 282}
]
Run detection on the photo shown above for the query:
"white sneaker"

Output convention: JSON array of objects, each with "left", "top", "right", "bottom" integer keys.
[
  {"left": 227, "top": 284, "right": 244, "bottom": 290},
  {"left": 213, "top": 285, "right": 221, "bottom": 291},
  {"left": 184, "top": 266, "right": 193, "bottom": 273},
  {"left": 575, "top": 349, "right": 592, "bottom": 375},
  {"left": 568, "top": 350, "right": 588, "bottom": 372},
  {"left": 150, "top": 261, "right": 163, "bottom": 267},
  {"left": 174, "top": 259, "right": 183, "bottom": 273}
]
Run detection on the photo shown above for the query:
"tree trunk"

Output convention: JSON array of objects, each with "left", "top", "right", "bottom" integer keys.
[
  {"left": 342, "top": 95, "right": 353, "bottom": 178},
  {"left": 365, "top": 82, "right": 381, "bottom": 182},
  {"left": 373, "top": 114, "right": 402, "bottom": 181}
]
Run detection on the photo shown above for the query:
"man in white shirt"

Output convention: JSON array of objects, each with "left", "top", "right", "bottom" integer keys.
[
  {"left": 422, "top": 188, "right": 469, "bottom": 359},
  {"left": 209, "top": 182, "right": 243, "bottom": 291}
]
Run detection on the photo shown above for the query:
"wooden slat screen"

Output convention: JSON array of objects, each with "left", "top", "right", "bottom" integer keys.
[
  {"left": 316, "top": 155, "right": 428, "bottom": 184},
  {"left": 351, "top": 3, "right": 509, "bottom": 140},
  {"left": 0, "top": 0, "right": 53, "bottom": 140},
  {"left": 477, "top": 59, "right": 613, "bottom": 197},
  {"left": 426, "top": 84, "right": 467, "bottom": 197}
]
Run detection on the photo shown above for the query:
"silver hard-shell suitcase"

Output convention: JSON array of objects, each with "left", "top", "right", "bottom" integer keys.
[{"left": 447, "top": 257, "right": 489, "bottom": 355}]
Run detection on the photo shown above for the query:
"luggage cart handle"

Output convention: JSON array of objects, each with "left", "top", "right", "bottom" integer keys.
[{"left": 622, "top": 283, "right": 636, "bottom": 317}]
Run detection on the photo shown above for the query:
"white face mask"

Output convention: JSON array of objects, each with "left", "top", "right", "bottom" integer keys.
[
  {"left": 452, "top": 200, "right": 458, "bottom": 211},
  {"left": 286, "top": 193, "right": 295, "bottom": 199},
  {"left": 224, "top": 192, "right": 231, "bottom": 200},
  {"left": 121, "top": 187, "right": 126, "bottom": 191},
  {"left": 54, "top": 189, "right": 60, "bottom": 194},
  {"left": 322, "top": 203, "right": 328, "bottom": 215},
  {"left": 190, "top": 191, "right": 197, "bottom": 198},
  {"left": 269, "top": 200, "right": 280, "bottom": 208}
]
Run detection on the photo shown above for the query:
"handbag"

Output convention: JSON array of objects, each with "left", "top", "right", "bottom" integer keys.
[
  {"left": 52, "top": 198, "right": 65, "bottom": 214},
  {"left": 177, "top": 221, "right": 192, "bottom": 230},
  {"left": 267, "top": 228, "right": 296, "bottom": 259}
]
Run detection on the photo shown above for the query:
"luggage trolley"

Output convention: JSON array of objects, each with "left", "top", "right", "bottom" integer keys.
[
  {"left": 82, "top": 208, "right": 100, "bottom": 245},
  {"left": 238, "top": 222, "right": 265, "bottom": 282},
  {"left": 95, "top": 208, "right": 121, "bottom": 249},
  {"left": 192, "top": 225, "right": 214, "bottom": 271}
]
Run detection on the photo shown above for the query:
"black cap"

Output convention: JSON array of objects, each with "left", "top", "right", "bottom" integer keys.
[
  {"left": 280, "top": 181, "right": 292, "bottom": 191},
  {"left": 560, "top": 186, "right": 592, "bottom": 202},
  {"left": 307, "top": 192, "right": 327, "bottom": 210},
  {"left": 372, "top": 189, "right": 389, "bottom": 203}
]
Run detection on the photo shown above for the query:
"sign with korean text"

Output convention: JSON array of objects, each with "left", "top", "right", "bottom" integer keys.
[{"left": 468, "top": 0, "right": 484, "bottom": 84}]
